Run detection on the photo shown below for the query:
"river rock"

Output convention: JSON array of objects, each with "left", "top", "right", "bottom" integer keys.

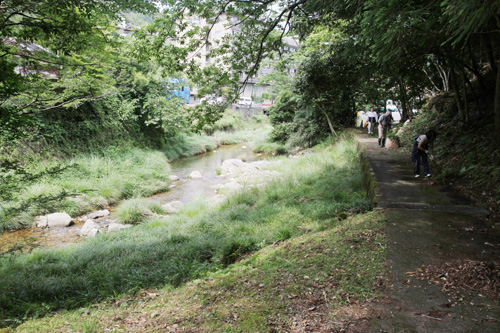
[
  {"left": 36, "top": 213, "right": 73, "bottom": 228},
  {"left": 36, "top": 217, "right": 47, "bottom": 228},
  {"left": 80, "top": 219, "right": 100, "bottom": 237},
  {"left": 162, "top": 200, "right": 184, "bottom": 214},
  {"left": 189, "top": 171, "right": 202, "bottom": 179},
  {"left": 87, "top": 209, "right": 110, "bottom": 219},
  {"left": 168, "top": 175, "right": 180, "bottom": 181},
  {"left": 87, "top": 228, "right": 101, "bottom": 237},
  {"left": 220, "top": 159, "right": 248, "bottom": 175},
  {"left": 107, "top": 223, "right": 133, "bottom": 233},
  {"left": 216, "top": 180, "right": 242, "bottom": 194}
]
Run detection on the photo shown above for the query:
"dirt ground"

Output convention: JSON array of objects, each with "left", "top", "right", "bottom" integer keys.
[{"left": 357, "top": 132, "right": 500, "bottom": 332}]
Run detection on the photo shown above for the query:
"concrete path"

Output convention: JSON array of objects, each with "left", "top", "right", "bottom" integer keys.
[{"left": 358, "top": 132, "right": 500, "bottom": 332}]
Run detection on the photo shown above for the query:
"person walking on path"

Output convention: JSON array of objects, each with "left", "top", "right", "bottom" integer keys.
[
  {"left": 411, "top": 129, "right": 437, "bottom": 178},
  {"left": 367, "top": 107, "right": 378, "bottom": 135},
  {"left": 378, "top": 109, "right": 391, "bottom": 147}
]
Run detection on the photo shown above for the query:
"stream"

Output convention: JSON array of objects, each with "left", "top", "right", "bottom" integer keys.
[{"left": 0, "top": 143, "right": 264, "bottom": 253}]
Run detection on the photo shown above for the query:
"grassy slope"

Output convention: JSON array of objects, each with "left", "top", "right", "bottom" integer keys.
[
  {"left": 1, "top": 134, "right": 386, "bottom": 331},
  {"left": 16, "top": 212, "right": 385, "bottom": 332}
]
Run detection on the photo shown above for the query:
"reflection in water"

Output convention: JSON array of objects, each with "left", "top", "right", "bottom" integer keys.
[{"left": 0, "top": 144, "right": 264, "bottom": 252}]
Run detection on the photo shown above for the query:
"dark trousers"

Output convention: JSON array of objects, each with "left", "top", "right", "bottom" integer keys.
[{"left": 411, "top": 143, "right": 430, "bottom": 175}]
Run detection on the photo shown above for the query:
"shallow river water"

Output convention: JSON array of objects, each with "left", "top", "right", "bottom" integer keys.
[{"left": 0, "top": 143, "right": 264, "bottom": 253}]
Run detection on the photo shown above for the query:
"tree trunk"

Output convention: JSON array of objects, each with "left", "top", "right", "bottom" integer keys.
[
  {"left": 467, "top": 42, "right": 487, "bottom": 92},
  {"left": 450, "top": 69, "right": 465, "bottom": 123},
  {"left": 320, "top": 107, "right": 337, "bottom": 137},
  {"left": 495, "top": 58, "right": 500, "bottom": 147},
  {"left": 398, "top": 78, "right": 409, "bottom": 121},
  {"left": 462, "top": 72, "right": 469, "bottom": 124},
  {"left": 487, "top": 39, "right": 498, "bottom": 74},
  {"left": 494, "top": 15, "right": 500, "bottom": 147},
  {"left": 463, "top": 72, "right": 482, "bottom": 116}
]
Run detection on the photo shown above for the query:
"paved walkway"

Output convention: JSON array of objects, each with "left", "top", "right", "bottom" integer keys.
[{"left": 358, "top": 132, "right": 500, "bottom": 332}]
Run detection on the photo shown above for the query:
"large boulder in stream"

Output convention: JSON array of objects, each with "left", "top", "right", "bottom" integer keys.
[
  {"left": 36, "top": 212, "right": 73, "bottom": 228},
  {"left": 220, "top": 159, "right": 249, "bottom": 175},
  {"left": 87, "top": 209, "right": 110, "bottom": 219},
  {"left": 107, "top": 223, "right": 133, "bottom": 233},
  {"left": 216, "top": 180, "right": 242, "bottom": 194},
  {"left": 80, "top": 219, "right": 100, "bottom": 237},
  {"left": 162, "top": 201, "right": 184, "bottom": 214},
  {"left": 189, "top": 171, "right": 202, "bottom": 179},
  {"left": 220, "top": 159, "right": 273, "bottom": 177}
]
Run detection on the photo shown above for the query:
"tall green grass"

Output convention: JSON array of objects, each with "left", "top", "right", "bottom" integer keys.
[
  {"left": 0, "top": 133, "right": 371, "bottom": 326},
  {"left": 0, "top": 148, "right": 172, "bottom": 230},
  {"left": 116, "top": 198, "right": 166, "bottom": 224},
  {"left": 160, "top": 134, "right": 218, "bottom": 161},
  {"left": 203, "top": 109, "right": 244, "bottom": 135}
]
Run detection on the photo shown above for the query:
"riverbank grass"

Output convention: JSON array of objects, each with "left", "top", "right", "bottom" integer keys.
[
  {"left": 16, "top": 211, "right": 386, "bottom": 332},
  {"left": 116, "top": 198, "right": 166, "bottom": 224},
  {"left": 1, "top": 134, "right": 377, "bottom": 328},
  {"left": 0, "top": 148, "right": 172, "bottom": 230}
]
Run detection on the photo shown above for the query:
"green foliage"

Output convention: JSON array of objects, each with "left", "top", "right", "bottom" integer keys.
[
  {"left": 160, "top": 134, "right": 218, "bottom": 161},
  {"left": 130, "top": 0, "right": 499, "bottom": 148},
  {"left": 14, "top": 211, "right": 386, "bottom": 332},
  {"left": 0, "top": 0, "right": 157, "bottom": 124},
  {"left": 142, "top": 93, "right": 189, "bottom": 137},
  {"left": 252, "top": 114, "right": 268, "bottom": 123},
  {"left": 268, "top": 91, "right": 300, "bottom": 144},
  {"left": 257, "top": 54, "right": 301, "bottom": 102},
  {"left": 286, "top": 108, "right": 325, "bottom": 148},
  {"left": 251, "top": 141, "right": 288, "bottom": 155},
  {"left": 267, "top": 90, "right": 325, "bottom": 148},
  {"left": 295, "top": 24, "right": 361, "bottom": 132},
  {"left": 203, "top": 109, "right": 243, "bottom": 135}
]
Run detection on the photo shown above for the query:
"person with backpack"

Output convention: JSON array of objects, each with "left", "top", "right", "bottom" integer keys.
[
  {"left": 411, "top": 129, "right": 437, "bottom": 178},
  {"left": 378, "top": 109, "right": 391, "bottom": 147}
]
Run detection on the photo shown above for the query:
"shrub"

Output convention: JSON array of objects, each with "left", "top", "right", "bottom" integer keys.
[
  {"left": 203, "top": 110, "right": 243, "bottom": 135},
  {"left": 116, "top": 198, "right": 152, "bottom": 224}
]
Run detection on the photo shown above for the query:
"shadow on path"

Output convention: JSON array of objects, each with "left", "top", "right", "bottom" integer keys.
[{"left": 358, "top": 131, "right": 500, "bottom": 332}]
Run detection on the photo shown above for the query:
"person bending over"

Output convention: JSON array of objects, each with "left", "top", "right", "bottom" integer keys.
[{"left": 412, "top": 129, "right": 437, "bottom": 178}]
